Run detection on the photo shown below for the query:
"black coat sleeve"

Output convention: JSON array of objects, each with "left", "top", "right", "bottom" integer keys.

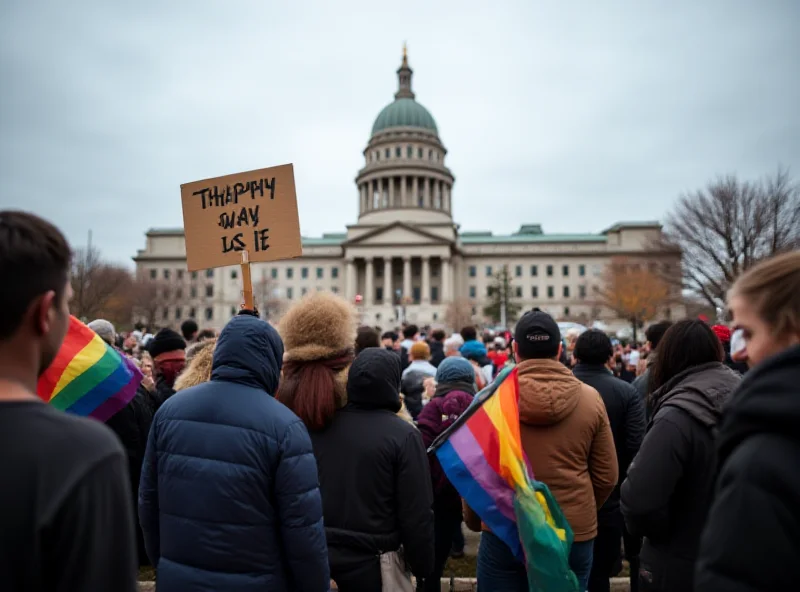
[
  {"left": 694, "top": 437, "right": 800, "bottom": 592},
  {"left": 49, "top": 453, "right": 138, "bottom": 592},
  {"left": 621, "top": 410, "right": 690, "bottom": 541},
  {"left": 395, "top": 429, "right": 435, "bottom": 578},
  {"left": 623, "top": 385, "right": 646, "bottom": 474}
]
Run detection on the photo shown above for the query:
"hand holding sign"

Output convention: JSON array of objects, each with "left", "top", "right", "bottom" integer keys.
[{"left": 180, "top": 163, "right": 302, "bottom": 309}]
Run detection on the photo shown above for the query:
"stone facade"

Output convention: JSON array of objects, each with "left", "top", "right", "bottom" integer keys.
[{"left": 134, "top": 52, "right": 683, "bottom": 332}]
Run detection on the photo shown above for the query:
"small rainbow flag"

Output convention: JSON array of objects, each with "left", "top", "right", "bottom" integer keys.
[
  {"left": 429, "top": 366, "right": 578, "bottom": 592},
  {"left": 37, "top": 316, "right": 143, "bottom": 421}
]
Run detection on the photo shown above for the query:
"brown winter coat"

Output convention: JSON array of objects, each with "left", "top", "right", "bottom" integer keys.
[{"left": 517, "top": 358, "right": 618, "bottom": 541}]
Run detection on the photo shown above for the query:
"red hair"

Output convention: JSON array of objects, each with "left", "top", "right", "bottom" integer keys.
[{"left": 276, "top": 350, "right": 353, "bottom": 431}]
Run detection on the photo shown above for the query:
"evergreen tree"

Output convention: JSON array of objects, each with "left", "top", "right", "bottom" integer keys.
[{"left": 483, "top": 265, "right": 522, "bottom": 326}]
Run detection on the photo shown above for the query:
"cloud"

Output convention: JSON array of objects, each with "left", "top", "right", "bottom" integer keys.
[{"left": 1, "top": 0, "right": 798, "bottom": 263}]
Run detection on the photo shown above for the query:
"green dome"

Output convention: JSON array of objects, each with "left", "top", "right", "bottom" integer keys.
[{"left": 371, "top": 98, "right": 438, "bottom": 136}]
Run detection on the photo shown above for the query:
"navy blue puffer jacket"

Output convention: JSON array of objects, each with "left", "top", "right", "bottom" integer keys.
[{"left": 139, "top": 315, "right": 329, "bottom": 592}]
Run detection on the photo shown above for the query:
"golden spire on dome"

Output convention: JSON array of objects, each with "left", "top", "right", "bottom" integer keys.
[{"left": 402, "top": 42, "right": 408, "bottom": 65}]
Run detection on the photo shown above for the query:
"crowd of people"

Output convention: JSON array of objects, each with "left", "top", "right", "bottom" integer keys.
[{"left": 1, "top": 209, "right": 799, "bottom": 592}]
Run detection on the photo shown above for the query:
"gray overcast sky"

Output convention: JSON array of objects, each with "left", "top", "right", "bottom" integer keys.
[{"left": 1, "top": 0, "right": 798, "bottom": 265}]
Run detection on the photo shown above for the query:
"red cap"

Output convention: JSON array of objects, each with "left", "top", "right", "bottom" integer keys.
[{"left": 711, "top": 324, "right": 731, "bottom": 344}]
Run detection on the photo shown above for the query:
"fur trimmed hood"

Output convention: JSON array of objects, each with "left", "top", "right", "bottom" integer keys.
[
  {"left": 174, "top": 340, "right": 215, "bottom": 392},
  {"left": 278, "top": 292, "right": 357, "bottom": 362}
]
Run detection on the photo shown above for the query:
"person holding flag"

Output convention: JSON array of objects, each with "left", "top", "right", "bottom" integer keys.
[{"left": 431, "top": 308, "right": 617, "bottom": 591}]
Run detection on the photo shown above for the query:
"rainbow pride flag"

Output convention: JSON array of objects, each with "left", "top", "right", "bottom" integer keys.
[
  {"left": 37, "top": 316, "right": 142, "bottom": 421},
  {"left": 430, "top": 366, "right": 578, "bottom": 592}
]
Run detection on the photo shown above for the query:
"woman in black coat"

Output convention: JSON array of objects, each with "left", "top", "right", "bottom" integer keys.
[
  {"left": 310, "top": 348, "right": 435, "bottom": 592},
  {"left": 695, "top": 251, "right": 800, "bottom": 591},
  {"left": 621, "top": 320, "right": 740, "bottom": 591}
]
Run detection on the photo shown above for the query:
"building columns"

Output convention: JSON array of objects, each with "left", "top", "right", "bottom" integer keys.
[
  {"left": 412, "top": 177, "right": 419, "bottom": 206},
  {"left": 345, "top": 259, "right": 357, "bottom": 301},
  {"left": 364, "top": 258, "right": 374, "bottom": 306},
  {"left": 388, "top": 177, "right": 394, "bottom": 207},
  {"left": 402, "top": 257, "right": 412, "bottom": 302},
  {"left": 384, "top": 257, "right": 393, "bottom": 304},
  {"left": 401, "top": 176, "right": 407, "bottom": 207},
  {"left": 421, "top": 256, "right": 431, "bottom": 303},
  {"left": 424, "top": 178, "right": 430, "bottom": 208},
  {"left": 441, "top": 257, "right": 451, "bottom": 302}
]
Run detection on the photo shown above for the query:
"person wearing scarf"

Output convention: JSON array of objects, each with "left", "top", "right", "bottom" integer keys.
[{"left": 147, "top": 328, "right": 187, "bottom": 411}]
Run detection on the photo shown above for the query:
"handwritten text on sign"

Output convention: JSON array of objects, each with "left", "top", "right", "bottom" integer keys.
[{"left": 180, "top": 164, "right": 302, "bottom": 271}]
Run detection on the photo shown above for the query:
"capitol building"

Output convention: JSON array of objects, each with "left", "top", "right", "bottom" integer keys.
[{"left": 134, "top": 50, "right": 683, "bottom": 331}]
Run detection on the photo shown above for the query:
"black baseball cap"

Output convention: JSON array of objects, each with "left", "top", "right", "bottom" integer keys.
[{"left": 514, "top": 308, "right": 561, "bottom": 359}]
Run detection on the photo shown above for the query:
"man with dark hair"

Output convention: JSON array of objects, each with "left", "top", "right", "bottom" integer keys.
[
  {"left": 573, "top": 330, "right": 646, "bottom": 592},
  {"left": 399, "top": 324, "right": 419, "bottom": 372},
  {"left": 474, "top": 310, "right": 617, "bottom": 591},
  {"left": 459, "top": 326, "right": 478, "bottom": 343},
  {"left": 428, "top": 328, "right": 446, "bottom": 367},
  {"left": 632, "top": 321, "right": 672, "bottom": 409},
  {"left": 381, "top": 331, "right": 398, "bottom": 351},
  {"left": 0, "top": 211, "right": 136, "bottom": 591},
  {"left": 355, "top": 325, "right": 381, "bottom": 356},
  {"left": 180, "top": 319, "right": 199, "bottom": 343}
]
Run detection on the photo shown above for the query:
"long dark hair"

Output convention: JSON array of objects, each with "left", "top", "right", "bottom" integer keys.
[
  {"left": 650, "top": 319, "right": 723, "bottom": 397},
  {"left": 276, "top": 350, "right": 353, "bottom": 431}
]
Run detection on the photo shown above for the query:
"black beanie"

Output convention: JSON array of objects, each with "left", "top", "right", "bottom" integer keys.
[{"left": 148, "top": 328, "right": 187, "bottom": 358}]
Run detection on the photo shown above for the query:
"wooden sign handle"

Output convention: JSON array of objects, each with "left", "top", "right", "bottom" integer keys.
[{"left": 241, "top": 251, "right": 254, "bottom": 310}]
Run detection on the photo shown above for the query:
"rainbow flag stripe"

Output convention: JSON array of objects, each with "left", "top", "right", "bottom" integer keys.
[
  {"left": 37, "top": 316, "right": 142, "bottom": 421},
  {"left": 430, "top": 366, "right": 578, "bottom": 591}
]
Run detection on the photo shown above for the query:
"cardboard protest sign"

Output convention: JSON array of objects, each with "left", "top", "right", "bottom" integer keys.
[{"left": 180, "top": 164, "right": 302, "bottom": 272}]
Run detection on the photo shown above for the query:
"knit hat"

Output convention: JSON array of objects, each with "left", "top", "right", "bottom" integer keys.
[
  {"left": 436, "top": 357, "right": 475, "bottom": 384},
  {"left": 514, "top": 309, "right": 561, "bottom": 358},
  {"left": 711, "top": 324, "right": 731, "bottom": 344},
  {"left": 460, "top": 339, "right": 488, "bottom": 361},
  {"left": 88, "top": 319, "right": 115, "bottom": 346},
  {"left": 410, "top": 341, "right": 431, "bottom": 360},
  {"left": 278, "top": 292, "right": 357, "bottom": 362},
  {"left": 147, "top": 328, "right": 187, "bottom": 359}
]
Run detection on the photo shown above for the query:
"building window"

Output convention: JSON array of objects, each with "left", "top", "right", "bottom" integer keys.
[
  {"left": 579, "top": 285, "right": 586, "bottom": 299},
  {"left": 300, "top": 267, "right": 308, "bottom": 279},
  {"left": 331, "top": 267, "right": 339, "bottom": 279},
  {"left": 189, "top": 307, "right": 196, "bottom": 318},
  {"left": 376, "top": 287, "right": 383, "bottom": 302},
  {"left": 177, "top": 270, "right": 183, "bottom": 280},
  {"left": 375, "top": 150, "right": 380, "bottom": 161},
  {"left": 191, "top": 271, "right": 198, "bottom": 280},
  {"left": 287, "top": 268, "right": 294, "bottom": 279},
  {"left": 149, "top": 269, "right": 157, "bottom": 280},
  {"left": 385, "top": 148, "right": 390, "bottom": 159},
  {"left": 418, "top": 147, "right": 423, "bottom": 158},
  {"left": 206, "top": 285, "right": 213, "bottom": 298},
  {"left": 205, "top": 307, "right": 213, "bottom": 320},
  {"left": 311, "top": 267, "right": 321, "bottom": 279},
  {"left": 301, "top": 287, "right": 307, "bottom": 296},
  {"left": 407, "top": 145, "right": 413, "bottom": 158},
  {"left": 206, "top": 269, "right": 214, "bottom": 278},
  {"left": 230, "top": 306, "right": 237, "bottom": 318},
  {"left": 433, "top": 312, "right": 438, "bottom": 321},
  {"left": 531, "top": 265, "right": 538, "bottom": 277},
  {"left": 431, "top": 286, "right": 439, "bottom": 302},
  {"left": 332, "top": 286, "right": 339, "bottom": 294},
  {"left": 579, "top": 264, "right": 586, "bottom": 277},
  {"left": 428, "top": 149, "right": 433, "bottom": 160},
  {"left": 162, "top": 307, "right": 169, "bottom": 320},
  {"left": 287, "top": 287, "right": 293, "bottom": 299},
  {"left": 176, "top": 288, "right": 183, "bottom": 299},
  {"left": 564, "top": 306, "right": 571, "bottom": 317},
  {"left": 532, "top": 286, "right": 539, "bottom": 298},
  {"left": 547, "top": 286, "right": 554, "bottom": 298},
  {"left": 563, "top": 286, "right": 570, "bottom": 298},
  {"left": 412, "top": 287, "right": 421, "bottom": 303},
  {"left": 190, "top": 286, "right": 197, "bottom": 298},
  {"left": 469, "top": 265, "right": 477, "bottom": 277},
  {"left": 231, "top": 269, "right": 237, "bottom": 279},
  {"left": 547, "top": 265, "right": 553, "bottom": 277},
  {"left": 163, "top": 269, "right": 170, "bottom": 280},
  {"left": 562, "top": 265, "right": 569, "bottom": 277},
  {"left": 515, "top": 265, "right": 522, "bottom": 277},
  {"left": 469, "top": 286, "right": 476, "bottom": 298},
  {"left": 515, "top": 286, "right": 522, "bottom": 298},
  {"left": 271, "top": 268, "right": 278, "bottom": 279},
  {"left": 395, "top": 146, "right": 401, "bottom": 158},
  {"left": 486, "top": 266, "right": 493, "bottom": 277}
]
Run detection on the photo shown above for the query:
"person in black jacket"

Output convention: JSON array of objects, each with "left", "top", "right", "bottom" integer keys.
[
  {"left": 428, "top": 329, "right": 446, "bottom": 367},
  {"left": 310, "top": 348, "right": 435, "bottom": 591},
  {"left": 621, "top": 320, "right": 740, "bottom": 592},
  {"left": 146, "top": 328, "right": 186, "bottom": 410},
  {"left": 573, "top": 330, "right": 646, "bottom": 592},
  {"left": 695, "top": 250, "right": 800, "bottom": 591},
  {"left": 632, "top": 321, "right": 672, "bottom": 419}
]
